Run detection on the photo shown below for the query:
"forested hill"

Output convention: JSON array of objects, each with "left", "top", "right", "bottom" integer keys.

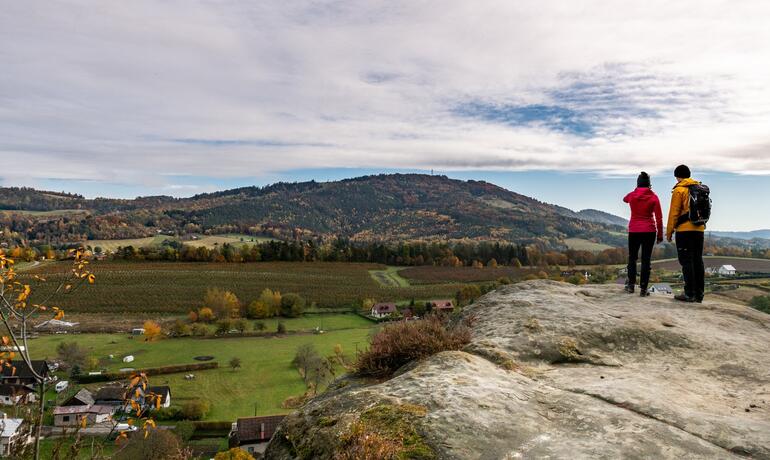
[{"left": 0, "top": 175, "right": 626, "bottom": 246}]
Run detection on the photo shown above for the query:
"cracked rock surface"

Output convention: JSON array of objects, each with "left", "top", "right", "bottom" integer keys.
[{"left": 265, "top": 280, "right": 770, "bottom": 459}]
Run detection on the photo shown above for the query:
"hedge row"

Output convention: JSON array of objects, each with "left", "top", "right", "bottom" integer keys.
[
  {"left": 74, "top": 362, "right": 219, "bottom": 383},
  {"left": 192, "top": 421, "right": 233, "bottom": 431}
]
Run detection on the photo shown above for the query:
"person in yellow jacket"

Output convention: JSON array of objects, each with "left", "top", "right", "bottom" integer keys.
[{"left": 666, "top": 165, "right": 706, "bottom": 302}]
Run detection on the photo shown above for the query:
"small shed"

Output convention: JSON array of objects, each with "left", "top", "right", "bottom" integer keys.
[
  {"left": 53, "top": 405, "right": 113, "bottom": 427},
  {"left": 62, "top": 389, "right": 95, "bottom": 407}
]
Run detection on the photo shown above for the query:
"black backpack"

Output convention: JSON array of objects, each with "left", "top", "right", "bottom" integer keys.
[{"left": 677, "top": 183, "right": 711, "bottom": 226}]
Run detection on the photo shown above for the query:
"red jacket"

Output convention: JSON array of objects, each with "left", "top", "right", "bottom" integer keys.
[{"left": 623, "top": 187, "right": 663, "bottom": 237}]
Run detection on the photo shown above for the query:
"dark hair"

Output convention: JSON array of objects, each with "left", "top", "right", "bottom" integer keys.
[
  {"left": 674, "top": 165, "right": 691, "bottom": 178},
  {"left": 637, "top": 172, "right": 651, "bottom": 188}
]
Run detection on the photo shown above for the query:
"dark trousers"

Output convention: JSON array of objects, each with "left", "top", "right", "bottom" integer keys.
[
  {"left": 676, "top": 231, "right": 705, "bottom": 299},
  {"left": 627, "top": 232, "right": 656, "bottom": 290}
]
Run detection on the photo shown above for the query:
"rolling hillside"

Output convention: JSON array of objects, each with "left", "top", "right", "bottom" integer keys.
[{"left": 0, "top": 175, "right": 626, "bottom": 246}]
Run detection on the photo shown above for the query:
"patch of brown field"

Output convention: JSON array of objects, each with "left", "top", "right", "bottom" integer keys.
[
  {"left": 400, "top": 265, "right": 530, "bottom": 284},
  {"left": 653, "top": 257, "right": 770, "bottom": 273}
]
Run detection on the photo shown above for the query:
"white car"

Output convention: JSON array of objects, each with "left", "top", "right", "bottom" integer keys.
[{"left": 114, "top": 423, "right": 138, "bottom": 432}]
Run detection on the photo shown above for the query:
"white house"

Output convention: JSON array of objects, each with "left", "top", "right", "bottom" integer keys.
[
  {"left": 718, "top": 265, "right": 737, "bottom": 276},
  {"left": 0, "top": 416, "right": 28, "bottom": 457},
  {"left": 649, "top": 284, "right": 673, "bottom": 295},
  {"left": 0, "top": 386, "right": 34, "bottom": 406},
  {"left": 370, "top": 303, "right": 397, "bottom": 319}
]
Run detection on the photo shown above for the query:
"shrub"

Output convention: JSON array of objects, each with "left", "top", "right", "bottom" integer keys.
[
  {"left": 246, "top": 300, "right": 270, "bottom": 319},
  {"left": 254, "top": 321, "right": 266, "bottom": 332},
  {"left": 181, "top": 399, "right": 210, "bottom": 420},
  {"left": 191, "top": 323, "right": 209, "bottom": 336},
  {"left": 57, "top": 341, "right": 86, "bottom": 370},
  {"left": 173, "top": 420, "right": 196, "bottom": 441},
  {"left": 143, "top": 320, "right": 162, "bottom": 341},
  {"left": 749, "top": 295, "right": 770, "bottom": 314},
  {"left": 215, "top": 319, "right": 233, "bottom": 335},
  {"left": 198, "top": 307, "right": 215, "bottom": 323},
  {"left": 276, "top": 322, "right": 286, "bottom": 334},
  {"left": 281, "top": 293, "right": 306, "bottom": 317},
  {"left": 114, "top": 428, "right": 183, "bottom": 460},
  {"left": 155, "top": 406, "right": 182, "bottom": 421},
  {"left": 170, "top": 320, "right": 191, "bottom": 337},
  {"left": 232, "top": 319, "right": 249, "bottom": 333},
  {"left": 203, "top": 288, "right": 241, "bottom": 319},
  {"left": 455, "top": 284, "right": 482, "bottom": 306},
  {"left": 355, "top": 314, "right": 472, "bottom": 377},
  {"left": 215, "top": 448, "right": 253, "bottom": 460}
]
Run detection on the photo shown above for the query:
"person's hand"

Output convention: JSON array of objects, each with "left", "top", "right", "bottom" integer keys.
[
  {"left": 657, "top": 236, "right": 663, "bottom": 244},
  {"left": 666, "top": 235, "right": 673, "bottom": 243}
]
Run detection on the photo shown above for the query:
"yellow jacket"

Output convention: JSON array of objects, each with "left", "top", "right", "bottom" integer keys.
[{"left": 666, "top": 178, "right": 706, "bottom": 239}]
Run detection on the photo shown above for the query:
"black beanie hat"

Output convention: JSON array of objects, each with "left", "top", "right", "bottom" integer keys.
[
  {"left": 637, "top": 172, "right": 651, "bottom": 188},
  {"left": 674, "top": 164, "right": 691, "bottom": 178}
]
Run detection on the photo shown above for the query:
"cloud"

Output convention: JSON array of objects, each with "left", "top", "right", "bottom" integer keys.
[{"left": 1, "top": 0, "right": 770, "bottom": 193}]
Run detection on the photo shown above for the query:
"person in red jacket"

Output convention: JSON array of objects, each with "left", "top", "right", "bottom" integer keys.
[{"left": 623, "top": 172, "right": 663, "bottom": 296}]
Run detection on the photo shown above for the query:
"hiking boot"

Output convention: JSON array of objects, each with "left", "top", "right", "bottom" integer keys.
[
  {"left": 624, "top": 282, "right": 634, "bottom": 294},
  {"left": 674, "top": 294, "right": 695, "bottom": 303},
  {"left": 639, "top": 289, "right": 649, "bottom": 297},
  {"left": 694, "top": 295, "right": 704, "bottom": 303}
]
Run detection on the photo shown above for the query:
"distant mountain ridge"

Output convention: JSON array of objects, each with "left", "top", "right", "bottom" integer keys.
[
  {"left": 708, "top": 229, "right": 770, "bottom": 241},
  {"left": 576, "top": 209, "right": 628, "bottom": 227},
  {"left": 0, "top": 175, "right": 627, "bottom": 246}
]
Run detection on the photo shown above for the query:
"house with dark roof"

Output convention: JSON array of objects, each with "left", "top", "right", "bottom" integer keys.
[
  {"left": 228, "top": 415, "right": 286, "bottom": 457},
  {"left": 0, "top": 361, "right": 49, "bottom": 387},
  {"left": 62, "top": 388, "right": 94, "bottom": 407},
  {"left": 428, "top": 299, "right": 455, "bottom": 313},
  {"left": 147, "top": 386, "right": 171, "bottom": 408},
  {"left": 93, "top": 385, "right": 126, "bottom": 406},
  {"left": 0, "top": 385, "right": 34, "bottom": 406},
  {"left": 371, "top": 302, "right": 397, "bottom": 319}
]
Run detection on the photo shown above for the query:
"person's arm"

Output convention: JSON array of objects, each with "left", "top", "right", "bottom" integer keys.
[
  {"left": 623, "top": 192, "right": 632, "bottom": 203},
  {"left": 666, "top": 188, "right": 682, "bottom": 241},
  {"left": 654, "top": 195, "right": 663, "bottom": 243}
]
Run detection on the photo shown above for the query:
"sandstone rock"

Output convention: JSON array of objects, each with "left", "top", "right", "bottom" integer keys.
[{"left": 265, "top": 280, "right": 770, "bottom": 459}]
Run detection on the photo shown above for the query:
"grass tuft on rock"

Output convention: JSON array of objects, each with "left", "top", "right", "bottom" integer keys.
[{"left": 336, "top": 404, "right": 436, "bottom": 460}]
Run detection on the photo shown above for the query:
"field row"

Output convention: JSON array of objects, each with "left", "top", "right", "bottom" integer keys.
[{"left": 23, "top": 261, "right": 464, "bottom": 312}]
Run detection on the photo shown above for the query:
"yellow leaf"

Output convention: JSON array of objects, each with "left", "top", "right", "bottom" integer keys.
[
  {"left": 53, "top": 310, "right": 65, "bottom": 321},
  {"left": 88, "top": 274, "right": 96, "bottom": 284},
  {"left": 81, "top": 416, "right": 87, "bottom": 428}
]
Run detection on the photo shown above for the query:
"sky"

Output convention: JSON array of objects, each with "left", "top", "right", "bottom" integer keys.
[{"left": 2, "top": 1, "right": 770, "bottom": 230}]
